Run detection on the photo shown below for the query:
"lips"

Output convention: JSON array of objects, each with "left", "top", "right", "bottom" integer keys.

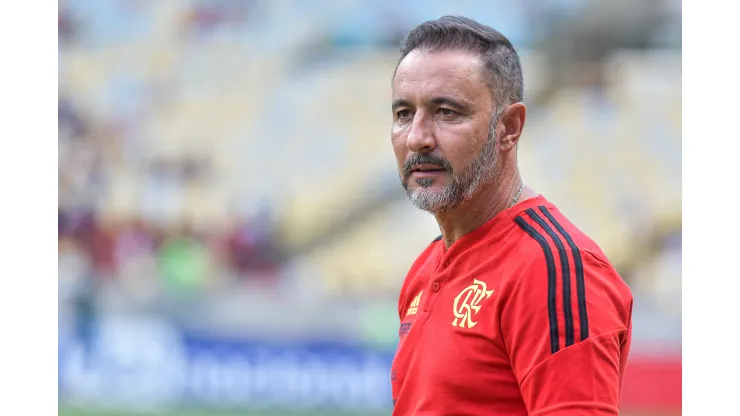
[{"left": 411, "top": 164, "right": 446, "bottom": 173}]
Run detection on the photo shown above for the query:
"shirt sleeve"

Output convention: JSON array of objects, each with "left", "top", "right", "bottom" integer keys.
[{"left": 500, "top": 248, "right": 633, "bottom": 416}]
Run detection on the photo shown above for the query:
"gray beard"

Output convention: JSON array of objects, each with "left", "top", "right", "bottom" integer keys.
[{"left": 404, "top": 116, "right": 500, "bottom": 214}]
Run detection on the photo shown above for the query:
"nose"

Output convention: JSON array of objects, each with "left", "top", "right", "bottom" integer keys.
[{"left": 406, "top": 112, "right": 436, "bottom": 153}]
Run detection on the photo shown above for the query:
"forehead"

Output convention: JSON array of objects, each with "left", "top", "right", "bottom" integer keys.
[{"left": 392, "top": 49, "right": 490, "bottom": 105}]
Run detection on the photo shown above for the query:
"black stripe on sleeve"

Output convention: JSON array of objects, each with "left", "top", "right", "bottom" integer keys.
[
  {"left": 514, "top": 216, "right": 560, "bottom": 354},
  {"left": 525, "top": 208, "right": 575, "bottom": 347},
  {"left": 539, "top": 206, "right": 589, "bottom": 341}
]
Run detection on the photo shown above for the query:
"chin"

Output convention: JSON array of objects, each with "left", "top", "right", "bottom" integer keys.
[
  {"left": 408, "top": 185, "right": 444, "bottom": 199},
  {"left": 408, "top": 188, "right": 457, "bottom": 214}
]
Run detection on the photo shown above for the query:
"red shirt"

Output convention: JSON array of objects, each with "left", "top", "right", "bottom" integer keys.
[{"left": 391, "top": 195, "right": 633, "bottom": 415}]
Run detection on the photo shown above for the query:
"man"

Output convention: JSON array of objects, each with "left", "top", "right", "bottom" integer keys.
[{"left": 390, "top": 16, "right": 633, "bottom": 415}]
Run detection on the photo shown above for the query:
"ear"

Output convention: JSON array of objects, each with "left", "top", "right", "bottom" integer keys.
[{"left": 497, "top": 102, "right": 526, "bottom": 153}]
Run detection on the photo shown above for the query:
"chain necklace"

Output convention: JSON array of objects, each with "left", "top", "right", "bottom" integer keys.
[{"left": 510, "top": 182, "right": 524, "bottom": 208}]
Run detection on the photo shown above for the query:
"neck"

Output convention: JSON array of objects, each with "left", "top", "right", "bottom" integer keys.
[{"left": 434, "top": 168, "right": 525, "bottom": 249}]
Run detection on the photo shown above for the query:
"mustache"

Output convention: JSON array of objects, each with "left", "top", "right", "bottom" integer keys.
[{"left": 403, "top": 153, "right": 453, "bottom": 179}]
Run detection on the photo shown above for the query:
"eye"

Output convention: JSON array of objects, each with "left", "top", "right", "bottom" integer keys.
[
  {"left": 396, "top": 109, "right": 411, "bottom": 119},
  {"left": 438, "top": 108, "right": 456, "bottom": 116}
]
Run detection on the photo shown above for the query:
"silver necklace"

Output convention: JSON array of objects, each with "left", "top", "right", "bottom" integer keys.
[{"left": 510, "top": 182, "right": 524, "bottom": 208}]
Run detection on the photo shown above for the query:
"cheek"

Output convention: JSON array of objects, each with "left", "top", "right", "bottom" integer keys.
[
  {"left": 391, "top": 133, "right": 407, "bottom": 166},
  {"left": 437, "top": 129, "right": 486, "bottom": 170}
]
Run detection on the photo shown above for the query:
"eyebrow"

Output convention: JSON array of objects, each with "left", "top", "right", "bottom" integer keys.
[
  {"left": 391, "top": 97, "right": 471, "bottom": 112},
  {"left": 392, "top": 99, "right": 412, "bottom": 111},
  {"left": 430, "top": 97, "right": 470, "bottom": 111}
]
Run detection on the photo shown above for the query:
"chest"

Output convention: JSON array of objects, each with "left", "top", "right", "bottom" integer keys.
[{"left": 391, "top": 259, "right": 523, "bottom": 410}]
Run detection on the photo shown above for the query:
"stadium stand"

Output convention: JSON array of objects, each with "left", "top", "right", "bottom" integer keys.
[
  {"left": 59, "top": 1, "right": 680, "bottom": 309},
  {"left": 58, "top": 1, "right": 680, "bottom": 414}
]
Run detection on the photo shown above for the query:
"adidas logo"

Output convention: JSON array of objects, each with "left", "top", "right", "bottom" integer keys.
[{"left": 406, "top": 291, "right": 423, "bottom": 316}]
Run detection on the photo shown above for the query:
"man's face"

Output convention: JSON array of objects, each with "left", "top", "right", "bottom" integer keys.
[{"left": 391, "top": 49, "right": 499, "bottom": 213}]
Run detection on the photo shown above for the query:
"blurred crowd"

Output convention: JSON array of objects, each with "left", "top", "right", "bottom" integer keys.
[
  {"left": 59, "top": 95, "right": 283, "bottom": 313},
  {"left": 58, "top": 0, "right": 681, "bottom": 345},
  {"left": 58, "top": 207, "right": 281, "bottom": 295}
]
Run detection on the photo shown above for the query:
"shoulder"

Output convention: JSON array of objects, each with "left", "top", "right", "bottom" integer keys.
[
  {"left": 508, "top": 202, "right": 622, "bottom": 277},
  {"left": 510, "top": 203, "right": 603, "bottom": 255},
  {"left": 504, "top": 203, "right": 632, "bottom": 326}
]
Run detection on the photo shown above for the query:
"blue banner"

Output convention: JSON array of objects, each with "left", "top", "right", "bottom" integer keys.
[{"left": 58, "top": 316, "right": 396, "bottom": 412}]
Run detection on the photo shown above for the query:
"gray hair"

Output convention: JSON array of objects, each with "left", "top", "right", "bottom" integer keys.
[{"left": 396, "top": 15, "right": 524, "bottom": 108}]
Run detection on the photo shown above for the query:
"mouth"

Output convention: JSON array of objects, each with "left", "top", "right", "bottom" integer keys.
[{"left": 410, "top": 164, "right": 447, "bottom": 175}]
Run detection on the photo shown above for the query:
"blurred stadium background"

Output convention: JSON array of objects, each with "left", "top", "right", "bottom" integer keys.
[{"left": 58, "top": 0, "right": 681, "bottom": 415}]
